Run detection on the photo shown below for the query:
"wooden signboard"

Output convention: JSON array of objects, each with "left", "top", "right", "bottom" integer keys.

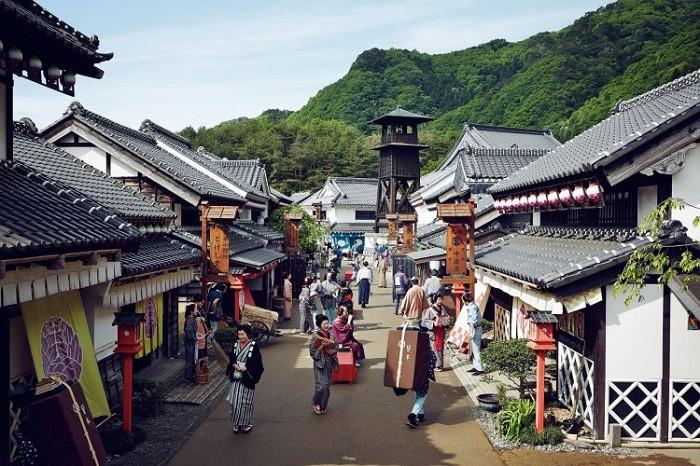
[
  {"left": 209, "top": 224, "right": 230, "bottom": 274},
  {"left": 445, "top": 224, "right": 467, "bottom": 275}
]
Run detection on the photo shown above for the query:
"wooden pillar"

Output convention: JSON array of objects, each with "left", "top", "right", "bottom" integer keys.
[
  {"left": 284, "top": 212, "right": 303, "bottom": 255},
  {"left": 231, "top": 277, "right": 244, "bottom": 323},
  {"left": 1, "top": 312, "right": 9, "bottom": 464},
  {"left": 121, "top": 354, "right": 134, "bottom": 432},
  {"left": 0, "top": 72, "right": 12, "bottom": 161},
  {"left": 400, "top": 214, "right": 417, "bottom": 253},
  {"left": 660, "top": 285, "right": 671, "bottom": 442},
  {"left": 386, "top": 214, "right": 398, "bottom": 244},
  {"left": 200, "top": 203, "right": 209, "bottom": 300},
  {"left": 535, "top": 350, "right": 546, "bottom": 432}
]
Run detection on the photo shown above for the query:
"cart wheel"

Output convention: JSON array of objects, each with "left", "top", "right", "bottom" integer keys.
[{"left": 250, "top": 320, "right": 270, "bottom": 346}]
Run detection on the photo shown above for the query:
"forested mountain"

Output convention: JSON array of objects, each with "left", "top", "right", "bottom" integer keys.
[{"left": 182, "top": 0, "right": 700, "bottom": 194}]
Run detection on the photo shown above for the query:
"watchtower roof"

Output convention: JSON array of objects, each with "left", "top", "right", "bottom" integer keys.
[{"left": 368, "top": 107, "right": 433, "bottom": 126}]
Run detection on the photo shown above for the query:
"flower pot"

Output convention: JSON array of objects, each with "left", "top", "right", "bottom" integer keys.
[{"left": 476, "top": 393, "right": 501, "bottom": 412}]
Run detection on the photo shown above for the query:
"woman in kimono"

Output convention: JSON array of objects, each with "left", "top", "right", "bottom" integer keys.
[
  {"left": 331, "top": 306, "right": 365, "bottom": 367},
  {"left": 282, "top": 272, "right": 293, "bottom": 321},
  {"left": 226, "top": 324, "right": 264, "bottom": 433},
  {"left": 183, "top": 304, "right": 197, "bottom": 382},
  {"left": 298, "top": 277, "right": 313, "bottom": 334},
  {"left": 424, "top": 294, "right": 450, "bottom": 371},
  {"left": 309, "top": 314, "right": 338, "bottom": 415}
]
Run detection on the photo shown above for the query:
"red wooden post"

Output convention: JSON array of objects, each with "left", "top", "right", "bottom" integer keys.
[
  {"left": 527, "top": 311, "right": 557, "bottom": 433},
  {"left": 122, "top": 355, "right": 134, "bottom": 432},
  {"left": 452, "top": 282, "right": 465, "bottom": 320},
  {"left": 112, "top": 312, "right": 144, "bottom": 433},
  {"left": 535, "top": 350, "right": 546, "bottom": 432}
]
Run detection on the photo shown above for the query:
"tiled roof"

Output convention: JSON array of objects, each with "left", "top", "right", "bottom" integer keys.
[
  {"left": 233, "top": 221, "right": 284, "bottom": 241},
  {"left": 304, "top": 177, "right": 377, "bottom": 208},
  {"left": 417, "top": 222, "right": 446, "bottom": 240},
  {"left": 57, "top": 103, "right": 244, "bottom": 203},
  {"left": 0, "top": 0, "right": 112, "bottom": 78},
  {"left": 407, "top": 247, "right": 446, "bottom": 262},
  {"left": 474, "top": 226, "right": 658, "bottom": 289},
  {"left": 458, "top": 148, "right": 549, "bottom": 180},
  {"left": 331, "top": 222, "right": 376, "bottom": 233},
  {"left": 269, "top": 187, "right": 292, "bottom": 204},
  {"left": 290, "top": 191, "right": 312, "bottom": 203},
  {"left": 369, "top": 107, "right": 433, "bottom": 125},
  {"left": 229, "top": 230, "right": 266, "bottom": 255},
  {"left": 14, "top": 121, "right": 175, "bottom": 225},
  {"left": 121, "top": 236, "right": 199, "bottom": 276},
  {"left": 0, "top": 159, "right": 141, "bottom": 259},
  {"left": 140, "top": 120, "right": 267, "bottom": 199},
  {"left": 491, "top": 69, "right": 700, "bottom": 194},
  {"left": 231, "top": 248, "right": 285, "bottom": 268},
  {"left": 439, "top": 123, "right": 559, "bottom": 170}
]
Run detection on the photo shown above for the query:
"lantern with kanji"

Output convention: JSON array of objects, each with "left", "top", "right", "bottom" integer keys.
[{"left": 526, "top": 311, "right": 558, "bottom": 433}]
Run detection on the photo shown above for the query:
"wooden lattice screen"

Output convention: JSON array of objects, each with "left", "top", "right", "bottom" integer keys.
[{"left": 494, "top": 304, "right": 510, "bottom": 341}]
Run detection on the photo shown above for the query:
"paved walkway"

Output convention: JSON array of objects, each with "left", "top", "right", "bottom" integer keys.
[{"left": 168, "top": 285, "right": 502, "bottom": 466}]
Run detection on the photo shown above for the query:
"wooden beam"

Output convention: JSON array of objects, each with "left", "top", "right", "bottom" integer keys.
[
  {"left": 47, "top": 254, "right": 65, "bottom": 270},
  {"left": 0, "top": 260, "right": 5, "bottom": 280},
  {"left": 660, "top": 286, "right": 671, "bottom": 442}
]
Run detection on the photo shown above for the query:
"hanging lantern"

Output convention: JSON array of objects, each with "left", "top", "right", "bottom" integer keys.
[
  {"left": 586, "top": 180, "right": 603, "bottom": 204},
  {"left": 572, "top": 184, "right": 586, "bottom": 206},
  {"left": 44, "top": 65, "right": 61, "bottom": 84},
  {"left": 559, "top": 187, "right": 573, "bottom": 207},
  {"left": 537, "top": 192, "right": 548, "bottom": 209},
  {"left": 61, "top": 71, "right": 76, "bottom": 92},
  {"left": 494, "top": 199, "right": 501, "bottom": 212},
  {"left": 547, "top": 189, "right": 560, "bottom": 209},
  {"left": 519, "top": 195, "right": 528, "bottom": 211},
  {"left": 528, "top": 193, "right": 537, "bottom": 208},
  {"left": 505, "top": 198, "right": 513, "bottom": 212},
  {"left": 8, "top": 47, "right": 23, "bottom": 70}
]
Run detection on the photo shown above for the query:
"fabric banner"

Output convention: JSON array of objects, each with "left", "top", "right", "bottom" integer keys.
[
  {"left": 136, "top": 294, "right": 163, "bottom": 358},
  {"left": 21, "top": 291, "right": 111, "bottom": 418}
]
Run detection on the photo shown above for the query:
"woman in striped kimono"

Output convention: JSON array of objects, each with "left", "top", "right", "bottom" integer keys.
[
  {"left": 309, "top": 314, "right": 338, "bottom": 415},
  {"left": 225, "top": 324, "right": 264, "bottom": 433}
]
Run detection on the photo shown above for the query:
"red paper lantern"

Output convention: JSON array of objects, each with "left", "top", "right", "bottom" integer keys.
[
  {"left": 572, "top": 184, "right": 586, "bottom": 206},
  {"left": 519, "top": 195, "right": 528, "bottom": 211},
  {"left": 528, "top": 193, "right": 537, "bottom": 208},
  {"left": 547, "top": 190, "right": 560, "bottom": 208},
  {"left": 559, "top": 187, "right": 573, "bottom": 207},
  {"left": 505, "top": 198, "right": 513, "bottom": 212},
  {"left": 586, "top": 181, "right": 603, "bottom": 204},
  {"left": 537, "top": 192, "right": 548, "bottom": 209},
  {"left": 494, "top": 199, "right": 503, "bottom": 212}
]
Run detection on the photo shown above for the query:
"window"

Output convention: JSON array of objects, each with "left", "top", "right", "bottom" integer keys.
[
  {"left": 541, "top": 190, "right": 637, "bottom": 227},
  {"left": 355, "top": 210, "right": 376, "bottom": 220}
]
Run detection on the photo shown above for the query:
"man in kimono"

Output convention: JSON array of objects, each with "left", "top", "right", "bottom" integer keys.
[{"left": 464, "top": 292, "right": 483, "bottom": 375}]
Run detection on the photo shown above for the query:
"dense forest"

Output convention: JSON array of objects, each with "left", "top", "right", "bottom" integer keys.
[{"left": 182, "top": 0, "right": 700, "bottom": 194}]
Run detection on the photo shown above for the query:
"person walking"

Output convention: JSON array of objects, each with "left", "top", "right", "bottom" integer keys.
[
  {"left": 393, "top": 267, "right": 409, "bottom": 315},
  {"left": 424, "top": 294, "right": 450, "bottom": 371},
  {"left": 331, "top": 306, "right": 365, "bottom": 367},
  {"left": 282, "top": 272, "right": 293, "bottom": 321},
  {"left": 336, "top": 280, "right": 353, "bottom": 314},
  {"left": 422, "top": 269, "right": 442, "bottom": 298},
  {"left": 298, "top": 277, "right": 314, "bottom": 334},
  {"left": 463, "top": 292, "right": 484, "bottom": 376},
  {"left": 320, "top": 272, "right": 340, "bottom": 322},
  {"left": 183, "top": 304, "right": 197, "bottom": 383},
  {"left": 406, "top": 350, "right": 437, "bottom": 428},
  {"left": 377, "top": 247, "right": 389, "bottom": 288},
  {"left": 401, "top": 276, "right": 429, "bottom": 322},
  {"left": 309, "top": 314, "right": 338, "bottom": 415},
  {"left": 225, "top": 324, "right": 264, "bottom": 433},
  {"left": 356, "top": 261, "right": 373, "bottom": 308}
]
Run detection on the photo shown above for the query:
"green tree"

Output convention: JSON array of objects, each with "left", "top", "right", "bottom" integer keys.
[{"left": 268, "top": 205, "right": 328, "bottom": 255}]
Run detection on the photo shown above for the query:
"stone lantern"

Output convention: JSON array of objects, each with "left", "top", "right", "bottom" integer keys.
[{"left": 527, "top": 311, "right": 558, "bottom": 432}]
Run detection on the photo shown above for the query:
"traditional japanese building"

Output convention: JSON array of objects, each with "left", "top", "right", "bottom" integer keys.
[
  {"left": 483, "top": 69, "right": 700, "bottom": 443},
  {"left": 300, "top": 177, "right": 384, "bottom": 253}
]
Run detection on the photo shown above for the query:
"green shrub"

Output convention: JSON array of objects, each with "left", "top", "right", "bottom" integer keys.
[
  {"left": 482, "top": 339, "right": 536, "bottom": 396},
  {"left": 481, "top": 319, "right": 493, "bottom": 333},
  {"left": 215, "top": 326, "right": 238, "bottom": 354},
  {"left": 517, "top": 425, "right": 564, "bottom": 445},
  {"left": 496, "top": 398, "right": 535, "bottom": 441}
]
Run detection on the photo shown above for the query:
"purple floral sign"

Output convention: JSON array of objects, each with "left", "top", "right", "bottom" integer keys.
[
  {"left": 40, "top": 316, "right": 83, "bottom": 382},
  {"left": 144, "top": 298, "right": 157, "bottom": 339}
]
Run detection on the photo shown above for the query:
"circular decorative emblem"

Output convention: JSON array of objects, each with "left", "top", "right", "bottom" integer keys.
[{"left": 40, "top": 316, "right": 83, "bottom": 382}]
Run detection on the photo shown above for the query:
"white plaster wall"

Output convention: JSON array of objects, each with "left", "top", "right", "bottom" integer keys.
[
  {"left": 91, "top": 305, "right": 118, "bottom": 361},
  {"left": 670, "top": 294, "right": 700, "bottom": 379},
  {"left": 532, "top": 212, "right": 541, "bottom": 227},
  {"left": 637, "top": 185, "right": 658, "bottom": 225},
  {"left": 63, "top": 145, "right": 108, "bottom": 173},
  {"left": 10, "top": 315, "right": 34, "bottom": 379},
  {"left": 326, "top": 207, "right": 338, "bottom": 224},
  {"left": 416, "top": 204, "right": 436, "bottom": 225},
  {"left": 605, "top": 285, "right": 663, "bottom": 381},
  {"left": 672, "top": 144, "right": 700, "bottom": 240},
  {"left": 0, "top": 81, "right": 6, "bottom": 161},
  {"left": 111, "top": 154, "right": 138, "bottom": 177},
  {"left": 334, "top": 207, "right": 361, "bottom": 223}
]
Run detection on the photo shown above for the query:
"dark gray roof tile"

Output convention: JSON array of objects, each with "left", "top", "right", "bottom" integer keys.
[{"left": 121, "top": 235, "right": 200, "bottom": 276}]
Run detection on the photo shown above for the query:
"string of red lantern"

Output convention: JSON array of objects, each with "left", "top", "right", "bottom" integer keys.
[{"left": 494, "top": 180, "right": 603, "bottom": 213}]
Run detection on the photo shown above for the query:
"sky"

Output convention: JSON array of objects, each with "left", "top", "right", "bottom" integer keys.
[{"left": 14, "top": 0, "right": 612, "bottom": 131}]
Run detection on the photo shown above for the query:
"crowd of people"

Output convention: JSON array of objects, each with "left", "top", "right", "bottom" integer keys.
[{"left": 191, "top": 243, "right": 483, "bottom": 434}]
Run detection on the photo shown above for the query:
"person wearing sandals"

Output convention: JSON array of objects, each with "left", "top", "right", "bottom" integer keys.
[
  {"left": 226, "top": 324, "right": 264, "bottom": 434},
  {"left": 424, "top": 294, "right": 451, "bottom": 371},
  {"left": 298, "top": 277, "right": 314, "bottom": 334},
  {"left": 309, "top": 314, "right": 338, "bottom": 415}
]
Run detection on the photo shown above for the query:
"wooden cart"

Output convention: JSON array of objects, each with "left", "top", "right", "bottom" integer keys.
[{"left": 241, "top": 304, "right": 279, "bottom": 346}]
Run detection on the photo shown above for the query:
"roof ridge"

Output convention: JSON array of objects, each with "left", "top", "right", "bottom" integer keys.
[
  {"left": 466, "top": 122, "right": 552, "bottom": 135},
  {"left": 67, "top": 102, "right": 157, "bottom": 145},
  {"left": 617, "top": 68, "right": 700, "bottom": 112},
  {"left": 140, "top": 119, "right": 193, "bottom": 147},
  {"left": 469, "top": 147, "right": 551, "bottom": 156}
]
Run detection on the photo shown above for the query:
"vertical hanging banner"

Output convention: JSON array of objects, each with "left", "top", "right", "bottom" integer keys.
[
  {"left": 136, "top": 294, "right": 163, "bottom": 358},
  {"left": 21, "top": 291, "right": 111, "bottom": 418},
  {"left": 445, "top": 224, "right": 467, "bottom": 276}
]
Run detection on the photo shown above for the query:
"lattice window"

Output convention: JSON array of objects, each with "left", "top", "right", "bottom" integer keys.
[
  {"left": 494, "top": 304, "right": 510, "bottom": 341},
  {"left": 671, "top": 381, "right": 700, "bottom": 442},
  {"left": 608, "top": 380, "right": 661, "bottom": 440},
  {"left": 9, "top": 372, "right": 38, "bottom": 462},
  {"left": 557, "top": 343, "right": 595, "bottom": 428}
]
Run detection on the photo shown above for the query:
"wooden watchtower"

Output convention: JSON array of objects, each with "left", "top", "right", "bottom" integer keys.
[{"left": 370, "top": 108, "right": 433, "bottom": 237}]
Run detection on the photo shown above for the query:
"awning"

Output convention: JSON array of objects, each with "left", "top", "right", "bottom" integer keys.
[
  {"left": 407, "top": 247, "right": 446, "bottom": 264},
  {"left": 104, "top": 268, "right": 195, "bottom": 308},
  {"left": 231, "top": 248, "right": 286, "bottom": 269},
  {"left": 476, "top": 268, "right": 602, "bottom": 314}
]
